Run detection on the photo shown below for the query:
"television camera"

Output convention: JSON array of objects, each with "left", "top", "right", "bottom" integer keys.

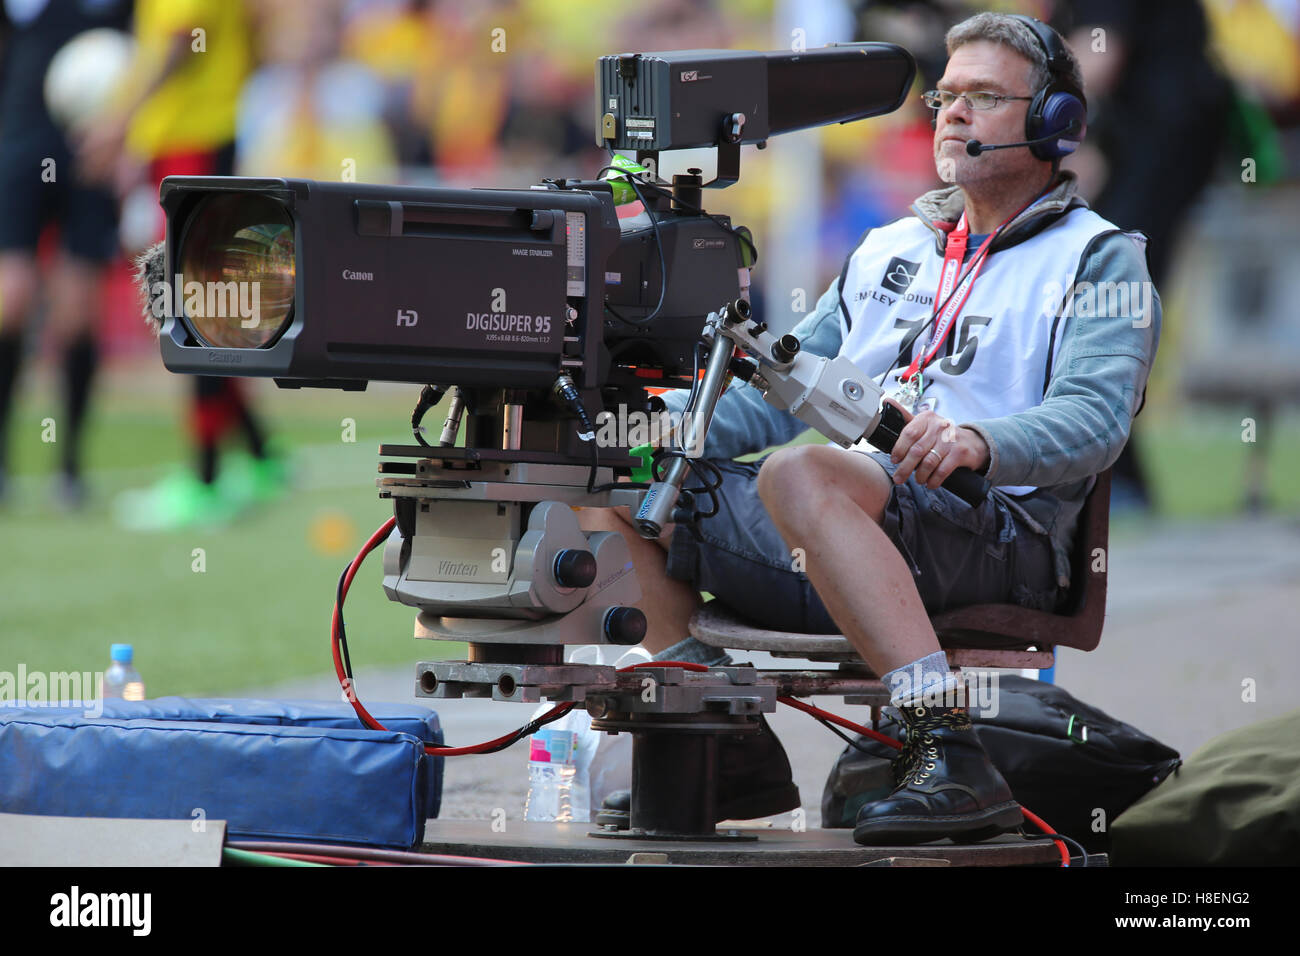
[{"left": 150, "top": 43, "right": 989, "bottom": 840}]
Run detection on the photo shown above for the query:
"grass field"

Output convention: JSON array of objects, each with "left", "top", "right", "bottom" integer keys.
[
  {"left": 3, "top": 361, "right": 1299, "bottom": 696},
  {"left": 1, "top": 369, "right": 464, "bottom": 697}
]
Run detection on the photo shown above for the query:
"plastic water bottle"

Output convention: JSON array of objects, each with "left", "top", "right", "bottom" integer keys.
[
  {"left": 522, "top": 645, "right": 646, "bottom": 821},
  {"left": 524, "top": 729, "right": 588, "bottom": 822},
  {"left": 100, "top": 644, "right": 145, "bottom": 701}
]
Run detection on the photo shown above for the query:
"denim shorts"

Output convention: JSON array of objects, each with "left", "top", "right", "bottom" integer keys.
[{"left": 665, "top": 450, "right": 1065, "bottom": 634}]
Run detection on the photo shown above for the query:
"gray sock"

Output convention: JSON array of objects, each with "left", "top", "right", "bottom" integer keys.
[
  {"left": 653, "top": 636, "right": 733, "bottom": 667},
  {"left": 882, "top": 651, "right": 959, "bottom": 708}
]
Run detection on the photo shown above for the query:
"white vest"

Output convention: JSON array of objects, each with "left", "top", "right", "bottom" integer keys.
[{"left": 838, "top": 207, "right": 1119, "bottom": 495}]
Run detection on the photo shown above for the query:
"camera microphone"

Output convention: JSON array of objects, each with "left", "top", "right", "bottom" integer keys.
[
  {"left": 964, "top": 119, "right": 1080, "bottom": 156},
  {"left": 133, "top": 240, "right": 166, "bottom": 332}
]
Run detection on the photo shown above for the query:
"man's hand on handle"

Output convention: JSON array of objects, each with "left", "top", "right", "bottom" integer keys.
[{"left": 884, "top": 397, "right": 991, "bottom": 490}]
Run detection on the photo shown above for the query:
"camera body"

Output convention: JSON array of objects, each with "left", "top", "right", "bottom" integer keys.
[
  {"left": 156, "top": 175, "right": 748, "bottom": 467},
  {"left": 160, "top": 178, "right": 683, "bottom": 389}
]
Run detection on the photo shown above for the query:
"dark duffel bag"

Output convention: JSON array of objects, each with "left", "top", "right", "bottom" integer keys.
[{"left": 822, "top": 676, "right": 1181, "bottom": 852}]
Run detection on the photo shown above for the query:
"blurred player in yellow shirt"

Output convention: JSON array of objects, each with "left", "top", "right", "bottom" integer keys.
[
  {"left": 81, "top": 0, "right": 250, "bottom": 182},
  {"left": 79, "top": 0, "right": 285, "bottom": 530}
]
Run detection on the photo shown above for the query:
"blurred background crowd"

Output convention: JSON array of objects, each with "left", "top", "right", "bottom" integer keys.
[
  {"left": 0, "top": 0, "right": 1297, "bottom": 524},
  {"left": 0, "top": 0, "right": 1296, "bottom": 696},
  {"left": 1, "top": 0, "right": 1297, "bottom": 516}
]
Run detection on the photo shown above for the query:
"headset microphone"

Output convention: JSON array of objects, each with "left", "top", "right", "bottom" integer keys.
[{"left": 965, "top": 119, "right": 1081, "bottom": 157}]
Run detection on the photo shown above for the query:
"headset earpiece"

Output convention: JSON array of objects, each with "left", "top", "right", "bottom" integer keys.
[
  {"left": 1027, "top": 88, "right": 1087, "bottom": 159},
  {"left": 1011, "top": 14, "right": 1087, "bottom": 161}
]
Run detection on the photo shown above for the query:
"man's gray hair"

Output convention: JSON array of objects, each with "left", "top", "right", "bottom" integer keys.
[{"left": 945, "top": 13, "right": 1083, "bottom": 98}]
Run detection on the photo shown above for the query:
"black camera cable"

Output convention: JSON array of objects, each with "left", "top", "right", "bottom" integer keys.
[
  {"left": 410, "top": 385, "right": 445, "bottom": 448},
  {"left": 595, "top": 160, "right": 668, "bottom": 328},
  {"left": 552, "top": 373, "right": 607, "bottom": 494}
]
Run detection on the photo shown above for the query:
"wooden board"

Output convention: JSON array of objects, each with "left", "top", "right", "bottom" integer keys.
[{"left": 419, "top": 819, "right": 1064, "bottom": 867}]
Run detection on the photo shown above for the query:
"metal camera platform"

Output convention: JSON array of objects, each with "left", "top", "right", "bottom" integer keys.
[{"left": 414, "top": 660, "right": 1067, "bottom": 866}]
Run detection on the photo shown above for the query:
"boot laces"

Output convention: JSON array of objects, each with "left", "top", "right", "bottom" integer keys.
[{"left": 895, "top": 705, "right": 972, "bottom": 786}]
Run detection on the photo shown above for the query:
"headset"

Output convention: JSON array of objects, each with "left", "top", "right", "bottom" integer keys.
[{"left": 1010, "top": 14, "right": 1088, "bottom": 160}]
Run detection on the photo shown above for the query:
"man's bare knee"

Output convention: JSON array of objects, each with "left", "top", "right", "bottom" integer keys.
[{"left": 759, "top": 445, "right": 892, "bottom": 525}]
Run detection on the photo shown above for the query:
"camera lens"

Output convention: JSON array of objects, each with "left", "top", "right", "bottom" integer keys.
[{"left": 178, "top": 193, "right": 295, "bottom": 349}]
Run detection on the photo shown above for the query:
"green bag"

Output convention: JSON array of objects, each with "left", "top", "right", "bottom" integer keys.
[{"left": 1111, "top": 709, "right": 1300, "bottom": 866}]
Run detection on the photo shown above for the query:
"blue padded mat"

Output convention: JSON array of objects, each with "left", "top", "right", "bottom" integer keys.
[{"left": 0, "top": 698, "right": 446, "bottom": 848}]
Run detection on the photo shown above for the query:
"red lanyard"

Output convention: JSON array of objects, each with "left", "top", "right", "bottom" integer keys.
[{"left": 900, "top": 195, "right": 1042, "bottom": 385}]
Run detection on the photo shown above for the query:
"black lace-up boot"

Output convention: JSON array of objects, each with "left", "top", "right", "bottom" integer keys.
[{"left": 853, "top": 703, "right": 1022, "bottom": 845}]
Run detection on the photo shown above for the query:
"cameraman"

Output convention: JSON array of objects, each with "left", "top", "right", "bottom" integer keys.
[{"left": 581, "top": 12, "right": 1160, "bottom": 845}]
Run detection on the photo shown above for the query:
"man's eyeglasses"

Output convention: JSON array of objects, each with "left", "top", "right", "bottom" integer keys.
[{"left": 923, "top": 90, "right": 1033, "bottom": 111}]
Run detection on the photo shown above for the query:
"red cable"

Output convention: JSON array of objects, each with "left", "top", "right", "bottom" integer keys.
[
  {"left": 259, "top": 851, "right": 394, "bottom": 866},
  {"left": 777, "top": 695, "right": 903, "bottom": 750},
  {"left": 331, "top": 517, "right": 575, "bottom": 755},
  {"left": 331, "top": 522, "right": 712, "bottom": 757},
  {"left": 229, "top": 840, "right": 525, "bottom": 866},
  {"left": 331, "top": 517, "right": 395, "bottom": 734},
  {"left": 1019, "top": 806, "right": 1072, "bottom": 867}
]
